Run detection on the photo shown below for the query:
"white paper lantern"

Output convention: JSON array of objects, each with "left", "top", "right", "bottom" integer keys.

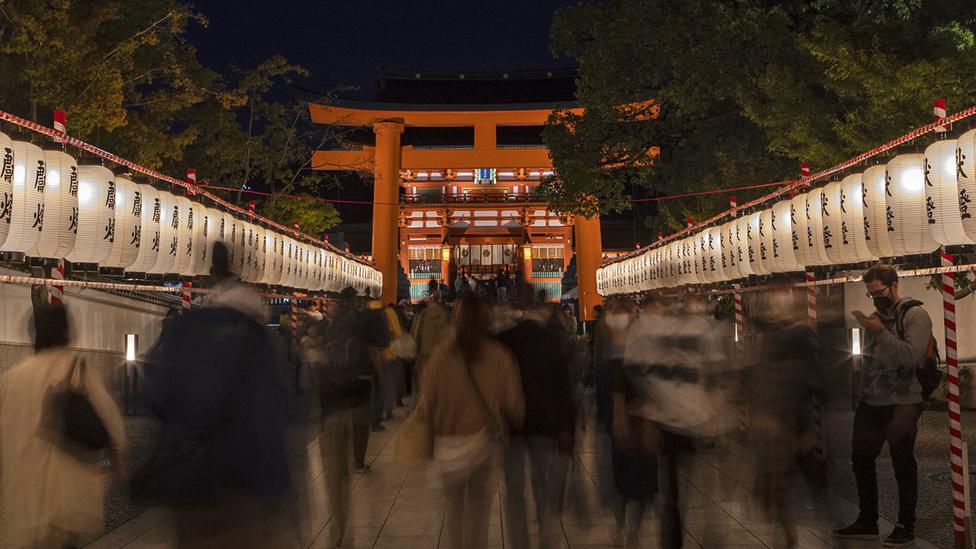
[
  {"left": 1, "top": 138, "right": 44, "bottom": 253},
  {"left": 771, "top": 200, "right": 800, "bottom": 272},
  {"left": 282, "top": 237, "right": 296, "bottom": 288},
  {"left": 173, "top": 197, "right": 194, "bottom": 276},
  {"left": 861, "top": 164, "right": 897, "bottom": 258},
  {"left": 683, "top": 237, "right": 701, "bottom": 284},
  {"left": 186, "top": 202, "right": 208, "bottom": 276},
  {"left": 925, "top": 139, "right": 973, "bottom": 246},
  {"left": 838, "top": 174, "right": 876, "bottom": 264},
  {"left": 251, "top": 225, "right": 266, "bottom": 284},
  {"left": 743, "top": 212, "right": 767, "bottom": 276},
  {"left": 239, "top": 222, "right": 254, "bottom": 282},
  {"left": 100, "top": 173, "right": 141, "bottom": 269},
  {"left": 789, "top": 194, "right": 810, "bottom": 267},
  {"left": 805, "top": 187, "right": 832, "bottom": 266},
  {"left": 887, "top": 153, "right": 938, "bottom": 256},
  {"left": 149, "top": 191, "right": 180, "bottom": 274},
  {"left": 0, "top": 131, "right": 14, "bottom": 248},
  {"left": 31, "top": 144, "right": 78, "bottom": 259},
  {"left": 262, "top": 231, "right": 283, "bottom": 285},
  {"left": 702, "top": 227, "right": 722, "bottom": 283},
  {"left": 821, "top": 181, "right": 848, "bottom": 264},
  {"left": 757, "top": 210, "right": 774, "bottom": 274},
  {"left": 65, "top": 162, "right": 114, "bottom": 264},
  {"left": 730, "top": 216, "right": 751, "bottom": 278},
  {"left": 126, "top": 184, "right": 161, "bottom": 274},
  {"left": 717, "top": 223, "right": 734, "bottom": 280},
  {"left": 956, "top": 129, "right": 976, "bottom": 241}
]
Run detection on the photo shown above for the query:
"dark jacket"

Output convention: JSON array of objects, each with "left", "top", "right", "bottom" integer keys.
[{"left": 496, "top": 319, "right": 577, "bottom": 439}]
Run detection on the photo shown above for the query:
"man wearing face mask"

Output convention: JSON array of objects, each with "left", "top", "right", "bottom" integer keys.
[{"left": 834, "top": 264, "right": 932, "bottom": 547}]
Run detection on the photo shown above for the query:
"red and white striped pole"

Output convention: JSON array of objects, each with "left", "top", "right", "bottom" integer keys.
[
  {"left": 941, "top": 249, "right": 969, "bottom": 546},
  {"left": 185, "top": 167, "right": 197, "bottom": 196},
  {"left": 657, "top": 232, "right": 664, "bottom": 242},
  {"left": 730, "top": 195, "right": 738, "bottom": 217},
  {"left": 180, "top": 281, "right": 192, "bottom": 312},
  {"left": 52, "top": 110, "right": 67, "bottom": 142},
  {"left": 734, "top": 284, "right": 748, "bottom": 438},
  {"left": 687, "top": 217, "right": 694, "bottom": 230},
  {"left": 291, "top": 295, "right": 299, "bottom": 336},
  {"left": 935, "top": 98, "right": 948, "bottom": 135},
  {"left": 247, "top": 200, "right": 256, "bottom": 217},
  {"left": 50, "top": 260, "right": 64, "bottom": 304},
  {"left": 807, "top": 271, "right": 827, "bottom": 465}
]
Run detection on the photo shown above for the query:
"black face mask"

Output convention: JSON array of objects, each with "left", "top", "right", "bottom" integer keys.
[{"left": 873, "top": 296, "right": 893, "bottom": 311}]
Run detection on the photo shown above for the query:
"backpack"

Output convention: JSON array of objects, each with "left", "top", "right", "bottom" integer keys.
[
  {"left": 895, "top": 302, "right": 942, "bottom": 400},
  {"left": 319, "top": 314, "right": 375, "bottom": 407}
]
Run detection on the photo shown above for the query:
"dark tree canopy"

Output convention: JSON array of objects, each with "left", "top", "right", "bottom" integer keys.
[
  {"left": 543, "top": 0, "right": 976, "bottom": 232},
  {"left": 0, "top": 0, "right": 342, "bottom": 233}
]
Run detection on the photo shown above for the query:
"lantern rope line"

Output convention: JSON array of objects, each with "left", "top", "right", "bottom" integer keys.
[
  {"left": 606, "top": 104, "right": 976, "bottom": 266},
  {"left": 0, "top": 109, "right": 372, "bottom": 269},
  {"left": 0, "top": 273, "right": 321, "bottom": 301}
]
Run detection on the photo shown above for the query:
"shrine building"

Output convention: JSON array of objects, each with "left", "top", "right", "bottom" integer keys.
[{"left": 309, "top": 69, "right": 603, "bottom": 319}]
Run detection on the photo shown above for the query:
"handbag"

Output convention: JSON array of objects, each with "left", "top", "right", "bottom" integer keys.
[
  {"left": 394, "top": 399, "right": 433, "bottom": 463},
  {"left": 40, "top": 355, "right": 111, "bottom": 462},
  {"left": 433, "top": 352, "right": 501, "bottom": 485}
]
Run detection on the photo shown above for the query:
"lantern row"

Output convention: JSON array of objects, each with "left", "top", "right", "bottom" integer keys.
[
  {"left": 597, "top": 134, "right": 976, "bottom": 295},
  {"left": 0, "top": 131, "right": 381, "bottom": 296}
]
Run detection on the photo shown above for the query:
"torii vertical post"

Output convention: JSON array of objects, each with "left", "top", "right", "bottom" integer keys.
[
  {"left": 575, "top": 213, "right": 604, "bottom": 321},
  {"left": 372, "top": 120, "right": 404, "bottom": 304}
]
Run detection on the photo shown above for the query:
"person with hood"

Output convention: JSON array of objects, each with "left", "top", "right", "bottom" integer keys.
[
  {"left": 0, "top": 304, "right": 126, "bottom": 548},
  {"left": 834, "top": 264, "right": 932, "bottom": 547},
  {"left": 137, "top": 242, "right": 292, "bottom": 547}
]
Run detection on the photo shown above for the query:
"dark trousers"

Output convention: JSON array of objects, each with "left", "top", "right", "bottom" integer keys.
[{"left": 851, "top": 402, "right": 922, "bottom": 528}]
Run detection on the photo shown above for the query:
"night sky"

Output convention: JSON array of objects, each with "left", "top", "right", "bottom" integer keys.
[{"left": 190, "top": 0, "right": 580, "bottom": 97}]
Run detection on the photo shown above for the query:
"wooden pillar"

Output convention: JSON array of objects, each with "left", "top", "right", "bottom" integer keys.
[
  {"left": 574, "top": 213, "right": 604, "bottom": 321},
  {"left": 372, "top": 120, "right": 404, "bottom": 304},
  {"left": 441, "top": 246, "right": 451, "bottom": 288}
]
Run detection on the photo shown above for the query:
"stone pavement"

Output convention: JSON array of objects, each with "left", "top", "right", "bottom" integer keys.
[{"left": 85, "top": 398, "right": 950, "bottom": 549}]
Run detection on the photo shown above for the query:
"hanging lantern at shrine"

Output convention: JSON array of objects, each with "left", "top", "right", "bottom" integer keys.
[
  {"left": 925, "top": 138, "right": 973, "bottom": 246},
  {"left": 805, "top": 187, "right": 832, "bottom": 266},
  {"left": 261, "top": 230, "right": 282, "bottom": 285},
  {"left": 1, "top": 137, "right": 44, "bottom": 254},
  {"left": 701, "top": 227, "right": 722, "bottom": 283},
  {"left": 838, "top": 174, "right": 876, "bottom": 264},
  {"left": 821, "top": 181, "right": 847, "bottom": 264},
  {"left": 31, "top": 143, "right": 78, "bottom": 259},
  {"left": 771, "top": 200, "right": 800, "bottom": 273},
  {"left": 757, "top": 209, "right": 774, "bottom": 274},
  {"left": 251, "top": 224, "right": 266, "bottom": 284},
  {"left": 65, "top": 160, "right": 114, "bottom": 265},
  {"left": 126, "top": 183, "right": 161, "bottom": 274},
  {"left": 186, "top": 202, "right": 208, "bottom": 276},
  {"left": 861, "top": 164, "right": 897, "bottom": 258},
  {"left": 0, "top": 131, "right": 14, "bottom": 249},
  {"left": 886, "top": 153, "right": 938, "bottom": 256},
  {"left": 744, "top": 212, "right": 769, "bottom": 276},
  {"left": 223, "top": 213, "right": 238, "bottom": 274},
  {"left": 100, "top": 172, "right": 141, "bottom": 270},
  {"left": 789, "top": 194, "right": 810, "bottom": 267},
  {"left": 173, "top": 197, "right": 194, "bottom": 276},
  {"left": 148, "top": 191, "right": 180, "bottom": 275},
  {"left": 955, "top": 129, "right": 976, "bottom": 240},
  {"left": 238, "top": 221, "right": 254, "bottom": 282},
  {"left": 195, "top": 207, "right": 219, "bottom": 275},
  {"left": 717, "top": 222, "right": 734, "bottom": 280},
  {"left": 282, "top": 237, "right": 296, "bottom": 287}
]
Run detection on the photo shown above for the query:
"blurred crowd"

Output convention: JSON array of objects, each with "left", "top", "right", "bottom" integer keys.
[{"left": 0, "top": 255, "right": 934, "bottom": 548}]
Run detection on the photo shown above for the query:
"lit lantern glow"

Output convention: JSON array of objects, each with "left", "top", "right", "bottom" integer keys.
[
  {"left": 758, "top": 209, "right": 774, "bottom": 274},
  {"left": 732, "top": 217, "right": 752, "bottom": 278},
  {"left": 31, "top": 144, "right": 78, "bottom": 259},
  {"left": 1, "top": 138, "right": 44, "bottom": 253},
  {"left": 956, "top": 129, "right": 976, "bottom": 240},
  {"left": 746, "top": 212, "right": 770, "bottom": 275},
  {"left": 250, "top": 224, "right": 266, "bottom": 284},
  {"left": 861, "top": 164, "right": 897, "bottom": 258},
  {"left": 790, "top": 194, "right": 812, "bottom": 267},
  {"left": 149, "top": 191, "right": 179, "bottom": 274},
  {"left": 126, "top": 183, "right": 161, "bottom": 274},
  {"left": 925, "top": 139, "right": 973, "bottom": 245},
  {"left": 821, "top": 181, "right": 849, "bottom": 264},
  {"left": 282, "top": 237, "right": 296, "bottom": 288},
  {"left": 719, "top": 222, "right": 737, "bottom": 280},
  {"left": 100, "top": 172, "right": 141, "bottom": 269},
  {"left": 185, "top": 201, "right": 207, "bottom": 276},
  {"left": 261, "top": 231, "right": 283, "bottom": 285},
  {"left": 0, "top": 131, "right": 13, "bottom": 249},
  {"left": 838, "top": 174, "right": 876, "bottom": 263},
  {"left": 886, "top": 153, "right": 938, "bottom": 256},
  {"left": 770, "top": 200, "right": 800, "bottom": 272},
  {"left": 172, "top": 197, "right": 194, "bottom": 275},
  {"left": 66, "top": 161, "right": 115, "bottom": 265},
  {"left": 806, "top": 187, "right": 832, "bottom": 266}
]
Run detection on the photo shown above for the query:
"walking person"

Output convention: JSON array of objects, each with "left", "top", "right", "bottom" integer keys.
[
  {"left": 497, "top": 299, "right": 577, "bottom": 549},
  {"left": 834, "top": 264, "right": 932, "bottom": 547},
  {"left": 137, "top": 242, "right": 293, "bottom": 548},
  {"left": 410, "top": 279, "right": 450, "bottom": 390},
  {"left": 0, "top": 304, "right": 127, "bottom": 548},
  {"left": 417, "top": 296, "right": 525, "bottom": 549}
]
